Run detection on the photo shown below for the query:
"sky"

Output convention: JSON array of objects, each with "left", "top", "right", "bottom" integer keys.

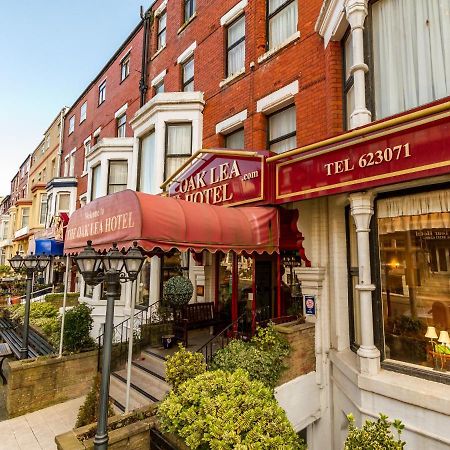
[{"left": 0, "top": 0, "right": 148, "bottom": 195}]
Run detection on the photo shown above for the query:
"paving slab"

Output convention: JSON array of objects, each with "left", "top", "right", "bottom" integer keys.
[{"left": 0, "top": 396, "right": 84, "bottom": 450}]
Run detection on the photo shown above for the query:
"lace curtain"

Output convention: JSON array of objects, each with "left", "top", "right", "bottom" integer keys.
[{"left": 372, "top": 0, "right": 450, "bottom": 119}]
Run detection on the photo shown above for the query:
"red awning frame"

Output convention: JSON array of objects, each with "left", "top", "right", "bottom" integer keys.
[{"left": 64, "top": 190, "right": 292, "bottom": 256}]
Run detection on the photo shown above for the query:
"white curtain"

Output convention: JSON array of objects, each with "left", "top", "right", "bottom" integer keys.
[
  {"left": 268, "top": 0, "right": 297, "bottom": 49},
  {"left": 372, "top": 0, "right": 450, "bottom": 119},
  {"left": 91, "top": 165, "right": 102, "bottom": 200},
  {"left": 269, "top": 106, "right": 296, "bottom": 153},
  {"left": 227, "top": 16, "right": 245, "bottom": 76},
  {"left": 166, "top": 124, "right": 192, "bottom": 178},
  {"left": 183, "top": 58, "right": 194, "bottom": 91},
  {"left": 378, "top": 189, "right": 450, "bottom": 233},
  {"left": 225, "top": 128, "right": 245, "bottom": 149},
  {"left": 139, "top": 132, "right": 156, "bottom": 194},
  {"left": 108, "top": 161, "right": 128, "bottom": 194}
]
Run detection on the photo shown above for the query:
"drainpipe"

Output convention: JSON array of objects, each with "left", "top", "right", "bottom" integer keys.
[
  {"left": 139, "top": 5, "right": 154, "bottom": 107},
  {"left": 56, "top": 107, "right": 68, "bottom": 177}
]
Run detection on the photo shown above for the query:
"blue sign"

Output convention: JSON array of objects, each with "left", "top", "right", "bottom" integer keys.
[{"left": 304, "top": 295, "right": 316, "bottom": 315}]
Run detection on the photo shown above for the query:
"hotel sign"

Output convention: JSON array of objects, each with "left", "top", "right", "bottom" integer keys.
[
  {"left": 168, "top": 151, "right": 269, "bottom": 206},
  {"left": 275, "top": 113, "right": 450, "bottom": 202}
]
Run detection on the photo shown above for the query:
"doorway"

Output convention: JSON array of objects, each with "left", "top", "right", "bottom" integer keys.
[{"left": 255, "top": 258, "right": 274, "bottom": 322}]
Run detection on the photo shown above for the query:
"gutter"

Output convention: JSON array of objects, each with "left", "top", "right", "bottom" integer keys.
[{"left": 140, "top": 3, "right": 156, "bottom": 107}]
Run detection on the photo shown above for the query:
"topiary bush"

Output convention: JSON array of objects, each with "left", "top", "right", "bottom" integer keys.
[
  {"left": 163, "top": 276, "right": 193, "bottom": 309},
  {"left": 75, "top": 374, "right": 115, "bottom": 428},
  {"left": 344, "top": 413, "right": 406, "bottom": 450},
  {"left": 165, "top": 343, "right": 206, "bottom": 391},
  {"left": 63, "top": 303, "right": 95, "bottom": 352},
  {"left": 210, "top": 323, "right": 290, "bottom": 388},
  {"left": 158, "top": 368, "right": 306, "bottom": 450}
]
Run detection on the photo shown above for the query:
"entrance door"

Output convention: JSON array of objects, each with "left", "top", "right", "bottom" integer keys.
[{"left": 255, "top": 259, "right": 274, "bottom": 322}]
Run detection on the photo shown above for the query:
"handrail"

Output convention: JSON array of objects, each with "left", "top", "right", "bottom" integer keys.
[
  {"left": 15, "top": 286, "right": 53, "bottom": 304},
  {"left": 96, "top": 299, "right": 166, "bottom": 371},
  {"left": 197, "top": 312, "right": 247, "bottom": 365}
]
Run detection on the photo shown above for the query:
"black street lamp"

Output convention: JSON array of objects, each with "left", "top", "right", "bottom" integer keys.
[
  {"left": 9, "top": 252, "right": 51, "bottom": 359},
  {"left": 74, "top": 240, "right": 145, "bottom": 450}
]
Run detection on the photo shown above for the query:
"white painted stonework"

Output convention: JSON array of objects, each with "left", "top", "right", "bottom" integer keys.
[{"left": 256, "top": 80, "right": 299, "bottom": 114}]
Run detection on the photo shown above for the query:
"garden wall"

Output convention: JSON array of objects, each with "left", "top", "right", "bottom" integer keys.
[
  {"left": 6, "top": 349, "right": 98, "bottom": 417},
  {"left": 275, "top": 321, "right": 316, "bottom": 385}
]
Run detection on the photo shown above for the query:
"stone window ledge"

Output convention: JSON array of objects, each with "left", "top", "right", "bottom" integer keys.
[{"left": 258, "top": 31, "right": 301, "bottom": 64}]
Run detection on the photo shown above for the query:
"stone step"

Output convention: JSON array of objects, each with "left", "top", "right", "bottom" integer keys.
[
  {"left": 136, "top": 350, "right": 167, "bottom": 379},
  {"left": 109, "top": 373, "right": 153, "bottom": 413},
  {"left": 114, "top": 365, "right": 170, "bottom": 403},
  {"left": 131, "top": 360, "right": 170, "bottom": 393}
]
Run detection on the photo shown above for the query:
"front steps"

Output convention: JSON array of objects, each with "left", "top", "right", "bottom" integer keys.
[{"left": 109, "top": 348, "right": 170, "bottom": 413}]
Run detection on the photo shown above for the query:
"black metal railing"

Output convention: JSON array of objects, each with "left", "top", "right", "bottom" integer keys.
[
  {"left": 97, "top": 300, "right": 171, "bottom": 371},
  {"left": 197, "top": 312, "right": 247, "bottom": 365},
  {"left": 19, "top": 286, "right": 53, "bottom": 304}
]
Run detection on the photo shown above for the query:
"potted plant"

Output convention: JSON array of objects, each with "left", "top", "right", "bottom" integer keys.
[{"left": 163, "top": 276, "right": 193, "bottom": 310}]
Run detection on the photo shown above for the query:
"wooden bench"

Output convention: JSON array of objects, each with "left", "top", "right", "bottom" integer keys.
[
  {"left": 0, "top": 342, "right": 12, "bottom": 384},
  {"left": 173, "top": 302, "right": 220, "bottom": 346}
]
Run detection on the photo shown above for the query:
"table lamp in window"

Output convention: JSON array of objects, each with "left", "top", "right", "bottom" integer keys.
[{"left": 437, "top": 330, "right": 450, "bottom": 371}]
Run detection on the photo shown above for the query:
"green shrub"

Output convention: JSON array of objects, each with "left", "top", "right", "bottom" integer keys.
[
  {"left": 158, "top": 368, "right": 306, "bottom": 450},
  {"left": 163, "top": 276, "right": 193, "bottom": 308},
  {"left": 44, "top": 292, "right": 80, "bottom": 308},
  {"left": 344, "top": 413, "right": 406, "bottom": 450},
  {"left": 210, "top": 324, "right": 290, "bottom": 388},
  {"left": 75, "top": 375, "right": 115, "bottom": 428},
  {"left": 10, "top": 301, "right": 59, "bottom": 322},
  {"left": 165, "top": 344, "right": 206, "bottom": 391},
  {"left": 63, "top": 303, "right": 95, "bottom": 352}
]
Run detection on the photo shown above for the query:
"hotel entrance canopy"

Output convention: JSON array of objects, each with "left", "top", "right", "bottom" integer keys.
[{"left": 64, "top": 190, "right": 298, "bottom": 255}]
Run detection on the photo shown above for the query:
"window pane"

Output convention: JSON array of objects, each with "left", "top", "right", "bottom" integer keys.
[
  {"left": 228, "top": 41, "right": 245, "bottom": 76},
  {"left": 269, "top": 106, "right": 296, "bottom": 153},
  {"left": 378, "top": 190, "right": 450, "bottom": 368},
  {"left": 225, "top": 128, "right": 245, "bottom": 149},
  {"left": 344, "top": 33, "right": 353, "bottom": 80},
  {"left": 139, "top": 132, "right": 156, "bottom": 193},
  {"left": 228, "top": 16, "right": 245, "bottom": 47},
  {"left": 155, "top": 81, "right": 165, "bottom": 94},
  {"left": 346, "top": 84, "right": 355, "bottom": 130},
  {"left": 269, "top": 1, "right": 297, "bottom": 49},
  {"left": 108, "top": 161, "right": 128, "bottom": 194},
  {"left": 372, "top": 0, "right": 450, "bottom": 119},
  {"left": 165, "top": 156, "right": 190, "bottom": 179},
  {"left": 91, "top": 165, "right": 101, "bottom": 200},
  {"left": 167, "top": 124, "right": 192, "bottom": 155},
  {"left": 183, "top": 58, "right": 194, "bottom": 84},
  {"left": 57, "top": 194, "right": 70, "bottom": 212},
  {"left": 39, "top": 194, "right": 47, "bottom": 224}
]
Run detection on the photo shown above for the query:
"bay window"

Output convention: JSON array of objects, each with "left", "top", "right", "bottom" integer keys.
[
  {"left": 226, "top": 15, "right": 245, "bottom": 77},
  {"left": 377, "top": 189, "right": 450, "bottom": 371},
  {"left": 57, "top": 193, "right": 70, "bottom": 214},
  {"left": 21, "top": 208, "right": 30, "bottom": 228},
  {"left": 165, "top": 123, "right": 192, "bottom": 179},
  {"left": 371, "top": 0, "right": 450, "bottom": 119},
  {"left": 268, "top": 105, "right": 296, "bottom": 153},
  {"left": 267, "top": 0, "right": 298, "bottom": 50},
  {"left": 107, "top": 160, "right": 128, "bottom": 194}
]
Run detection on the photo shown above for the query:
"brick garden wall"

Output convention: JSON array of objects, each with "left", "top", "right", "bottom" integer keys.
[
  {"left": 276, "top": 321, "right": 315, "bottom": 385},
  {"left": 6, "top": 350, "right": 97, "bottom": 417}
]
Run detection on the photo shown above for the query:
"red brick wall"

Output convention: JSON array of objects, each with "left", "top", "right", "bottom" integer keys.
[
  {"left": 61, "top": 25, "right": 144, "bottom": 206},
  {"left": 147, "top": 0, "right": 344, "bottom": 152}
]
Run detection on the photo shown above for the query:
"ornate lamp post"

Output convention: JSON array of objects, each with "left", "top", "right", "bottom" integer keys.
[
  {"left": 9, "top": 252, "right": 51, "bottom": 359},
  {"left": 74, "top": 240, "right": 145, "bottom": 450}
]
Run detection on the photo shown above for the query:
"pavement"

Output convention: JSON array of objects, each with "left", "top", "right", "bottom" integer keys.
[{"left": 0, "top": 396, "right": 84, "bottom": 450}]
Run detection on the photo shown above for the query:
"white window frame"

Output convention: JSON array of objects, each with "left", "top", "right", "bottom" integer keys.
[
  {"left": 80, "top": 101, "right": 87, "bottom": 123},
  {"left": 68, "top": 115, "right": 75, "bottom": 134}
]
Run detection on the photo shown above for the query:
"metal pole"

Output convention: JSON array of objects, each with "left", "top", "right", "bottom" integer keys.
[
  {"left": 125, "top": 280, "right": 136, "bottom": 413},
  {"left": 94, "top": 270, "right": 119, "bottom": 450},
  {"left": 59, "top": 255, "right": 71, "bottom": 358},
  {"left": 20, "top": 271, "right": 33, "bottom": 359}
]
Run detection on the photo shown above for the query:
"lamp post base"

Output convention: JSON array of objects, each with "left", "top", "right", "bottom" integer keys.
[
  {"left": 93, "top": 433, "right": 108, "bottom": 450},
  {"left": 20, "top": 348, "right": 28, "bottom": 360}
]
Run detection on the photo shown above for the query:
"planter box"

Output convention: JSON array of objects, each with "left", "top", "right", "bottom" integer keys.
[{"left": 55, "top": 406, "right": 188, "bottom": 450}]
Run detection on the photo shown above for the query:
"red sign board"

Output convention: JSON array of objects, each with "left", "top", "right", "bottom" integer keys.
[
  {"left": 276, "top": 114, "right": 450, "bottom": 202},
  {"left": 168, "top": 151, "right": 270, "bottom": 206}
]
